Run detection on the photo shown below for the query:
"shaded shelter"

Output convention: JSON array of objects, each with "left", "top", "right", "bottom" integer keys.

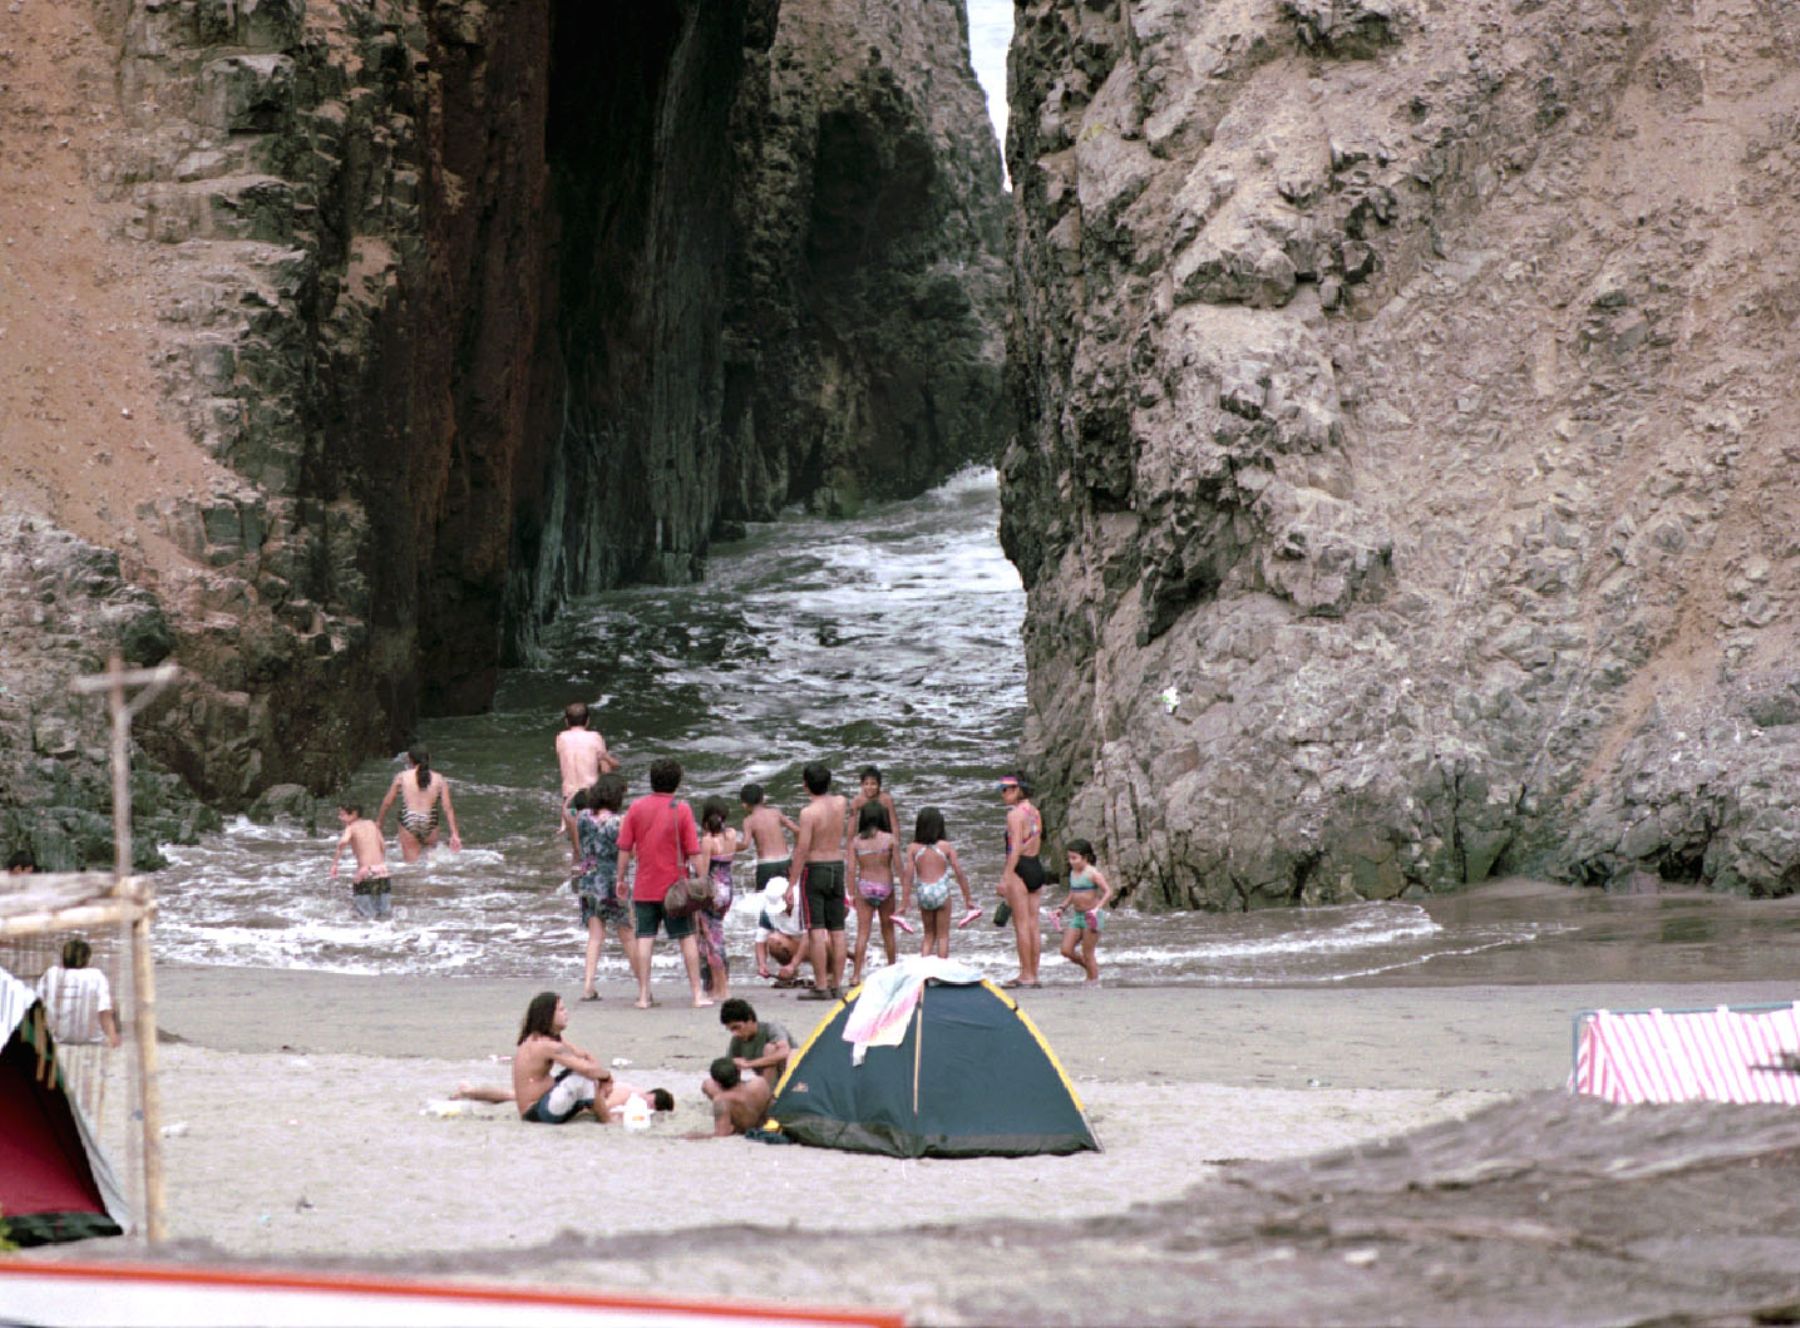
[
  {"left": 770, "top": 966, "right": 1098, "bottom": 1158},
  {"left": 0, "top": 965, "right": 128, "bottom": 1244}
]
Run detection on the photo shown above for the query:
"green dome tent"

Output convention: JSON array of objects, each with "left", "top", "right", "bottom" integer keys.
[{"left": 769, "top": 967, "right": 1098, "bottom": 1158}]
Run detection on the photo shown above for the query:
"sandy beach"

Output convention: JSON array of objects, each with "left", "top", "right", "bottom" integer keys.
[{"left": 29, "top": 966, "right": 1785, "bottom": 1321}]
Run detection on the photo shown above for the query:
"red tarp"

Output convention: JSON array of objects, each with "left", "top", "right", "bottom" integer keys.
[{"left": 0, "top": 1032, "right": 109, "bottom": 1219}]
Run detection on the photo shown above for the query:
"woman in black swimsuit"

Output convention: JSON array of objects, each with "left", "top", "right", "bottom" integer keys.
[{"left": 997, "top": 774, "right": 1045, "bottom": 987}]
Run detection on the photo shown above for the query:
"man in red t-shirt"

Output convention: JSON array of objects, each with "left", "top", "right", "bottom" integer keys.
[{"left": 617, "top": 756, "right": 709, "bottom": 1009}]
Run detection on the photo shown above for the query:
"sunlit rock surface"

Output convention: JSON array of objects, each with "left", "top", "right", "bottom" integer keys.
[{"left": 1001, "top": 0, "right": 1800, "bottom": 903}]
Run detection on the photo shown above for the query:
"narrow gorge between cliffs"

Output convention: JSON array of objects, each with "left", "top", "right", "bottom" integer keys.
[{"left": 5, "top": 0, "right": 1800, "bottom": 914}]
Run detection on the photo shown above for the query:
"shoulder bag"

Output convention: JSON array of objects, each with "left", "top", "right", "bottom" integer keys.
[{"left": 661, "top": 799, "right": 714, "bottom": 917}]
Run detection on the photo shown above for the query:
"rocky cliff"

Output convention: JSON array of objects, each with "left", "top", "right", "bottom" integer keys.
[
  {"left": 1003, "top": 0, "right": 1800, "bottom": 904},
  {"left": 0, "top": 0, "right": 1006, "bottom": 865},
  {"left": 718, "top": 0, "right": 1010, "bottom": 521}
]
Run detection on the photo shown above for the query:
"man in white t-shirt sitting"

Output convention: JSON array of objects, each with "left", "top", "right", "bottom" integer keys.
[{"left": 35, "top": 937, "right": 121, "bottom": 1048}]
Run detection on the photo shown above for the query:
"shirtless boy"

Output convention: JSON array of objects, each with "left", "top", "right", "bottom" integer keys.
[
  {"left": 740, "top": 783, "right": 800, "bottom": 891},
  {"left": 558, "top": 702, "right": 620, "bottom": 860},
  {"left": 790, "top": 762, "right": 850, "bottom": 1001},
  {"left": 330, "top": 803, "right": 392, "bottom": 919},
  {"left": 698, "top": 1057, "right": 773, "bottom": 1137},
  {"left": 511, "top": 991, "right": 614, "bottom": 1124},
  {"left": 847, "top": 766, "right": 900, "bottom": 853}
]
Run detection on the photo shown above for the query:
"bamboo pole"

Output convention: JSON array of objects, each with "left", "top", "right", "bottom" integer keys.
[
  {"left": 74, "top": 653, "right": 179, "bottom": 1244},
  {"left": 112, "top": 656, "right": 167, "bottom": 1244},
  {"left": 0, "top": 901, "right": 144, "bottom": 938}
]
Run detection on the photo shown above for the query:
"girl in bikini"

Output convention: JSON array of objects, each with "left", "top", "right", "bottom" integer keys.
[
  {"left": 696, "top": 797, "right": 741, "bottom": 1001},
  {"left": 1054, "top": 838, "right": 1114, "bottom": 984},
  {"left": 377, "top": 747, "right": 462, "bottom": 863},
  {"left": 899, "top": 807, "right": 978, "bottom": 959},
  {"left": 849, "top": 802, "right": 902, "bottom": 987}
]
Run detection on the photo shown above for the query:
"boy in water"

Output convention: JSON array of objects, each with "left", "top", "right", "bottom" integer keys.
[
  {"left": 557, "top": 702, "right": 620, "bottom": 861},
  {"left": 847, "top": 766, "right": 900, "bottom": 853},
  {"left": 740, "top": 783, "right": 800, "bottom": 890},
  {"left": 790, "top": 762, "right": 850, "bottom": 1000},
  {"left": 330, "top": 802, "right": 392, "bottom": 919}
]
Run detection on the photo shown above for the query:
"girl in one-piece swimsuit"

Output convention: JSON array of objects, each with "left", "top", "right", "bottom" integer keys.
[{"left": 902, "top": 806, "right": 978, "bottom": 959}]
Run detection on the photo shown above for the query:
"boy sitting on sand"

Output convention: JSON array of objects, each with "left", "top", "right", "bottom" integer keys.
[
  {"left": 512, "top": 991, "right": 614, "bottom": 1123},
  {"left": 697, "top": 1057, "right": 772, "bottom": 1137},
  {"left": 330, "top": 802, "right": 391, "bottom": 920},
  {"left": 720, "top": 998, "right": 791, "bottom": 1086}
]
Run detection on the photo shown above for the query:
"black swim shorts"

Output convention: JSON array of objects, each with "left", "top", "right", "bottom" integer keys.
[
  {"left": 1016, "top": 855, "right": 1047, "bottom": 893},
  {"left": 754, "top": 858, "right": 792, "bottom": 890},
  {"left": 634, "top": 899, "right": 696, "bottom": 940},
  {"left": 801, "top": 861, "right": 847, "bottom": 932}
]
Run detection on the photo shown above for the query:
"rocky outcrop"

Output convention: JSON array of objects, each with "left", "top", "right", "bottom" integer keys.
[
  {"left": 0, "top": 517, "right": 216, "bottom": 870},
  {"left": 1003, "top": 0, "right": 1800, "bottom": 903},
  {"left": 0, "top": 0, "right": 1006, "bottom": 850}
]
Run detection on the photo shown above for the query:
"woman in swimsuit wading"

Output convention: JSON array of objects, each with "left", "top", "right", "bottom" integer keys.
[
  {"left": 378, "top": 746, "right": 462, "bottom": 863},
  {"left": 696, "top": 797, "right": 741, "bottom": 1001},
  {"left": 849, "top": 801, "right": 902, "bottom": 987}
]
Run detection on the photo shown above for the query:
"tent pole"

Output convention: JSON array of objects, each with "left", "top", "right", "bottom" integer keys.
[{"left": 911, "top": 1004, "right": 923, "bottom": 1116}]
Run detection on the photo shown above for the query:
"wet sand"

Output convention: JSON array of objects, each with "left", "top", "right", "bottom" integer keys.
[{"left": 57, "top": 966, "right": 1789, "bottom": 1322}]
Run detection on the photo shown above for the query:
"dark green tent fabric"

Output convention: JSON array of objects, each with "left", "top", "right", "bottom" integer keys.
[{"left": 770, "top": 981, "right": 1098, "bottom": 1158}]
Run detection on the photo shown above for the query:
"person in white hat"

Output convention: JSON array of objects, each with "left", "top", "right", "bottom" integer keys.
[{"left": 754, "top": 875, "right": 808, "bottom": 984}]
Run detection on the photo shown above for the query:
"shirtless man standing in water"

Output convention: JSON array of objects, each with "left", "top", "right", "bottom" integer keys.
[
  {"left": 998, "top": 774, "right": 1046, "bottom": 987},
  {"left": 791, "top": 762, "right": 850, "bottom": 1000},
  {"left": 557, "top": 702, "right": 620, "bottom": 861}
]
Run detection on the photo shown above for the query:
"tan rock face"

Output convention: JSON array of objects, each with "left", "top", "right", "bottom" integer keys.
[{"left": 1002, "top": 0, "right": 1800, "bottom": 904}]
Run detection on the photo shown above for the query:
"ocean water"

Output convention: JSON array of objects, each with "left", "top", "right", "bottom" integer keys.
[{"left": 151, "top": 470, "right": 1800, "bottom": 987}]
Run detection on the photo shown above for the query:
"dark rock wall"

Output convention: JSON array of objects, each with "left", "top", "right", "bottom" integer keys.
[
  {"left": 718, "top": 0, "right": 1010, "bottom": 522},
  {"left": 508, "top": 0, "right": 1009, "bottom": 655},
  {"left": 1003, "top": 0, "right": 1800, "bottom": 904},
  {"left": 0, "top": 517, "right": 216, "bottom": 871},
  {"left": 503, "top": 0, "right": 771, "bottom": 654}
]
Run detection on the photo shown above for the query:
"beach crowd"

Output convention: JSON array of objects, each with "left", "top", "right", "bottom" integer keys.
[{"left": 332, "top": 701, "right": 1116, "bottom": 1001}]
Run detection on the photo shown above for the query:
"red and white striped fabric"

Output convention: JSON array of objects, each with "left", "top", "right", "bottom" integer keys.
[{"left": 1572, "top": 1003, "right": 1800, "bottom": 1105}]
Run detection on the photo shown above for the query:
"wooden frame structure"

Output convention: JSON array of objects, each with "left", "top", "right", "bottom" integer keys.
[{"left": 0, "top": 655, "right": 180, "bottom": 1242}]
